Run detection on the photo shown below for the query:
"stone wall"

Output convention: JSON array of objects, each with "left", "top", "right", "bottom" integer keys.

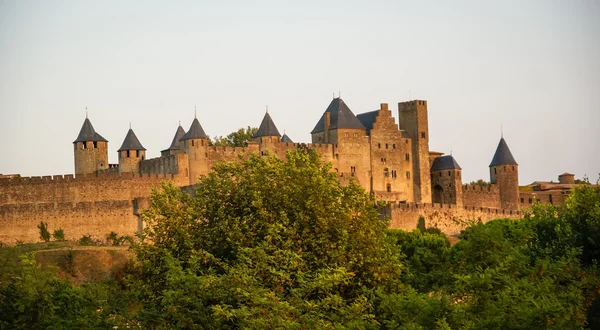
[
  {"left": 387, "top": 202, "right": 521, "bottom": 236},
  {"left": 0, "top": 172, "right": 187, "bottom": 206},
  {"left": 0, "top": 200, "right": 138, "bottom": 244},
  {"left": 462, "top": 183, "right": 501, "bottom": 208}
]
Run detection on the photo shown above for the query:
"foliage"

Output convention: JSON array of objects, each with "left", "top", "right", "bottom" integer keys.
[
  {"left": 52, "top": 228, "right": 65, "bottom": 241},
  {"left": 211, "top": 126, "right": 258, "bottom": 147},
  {"left": 106, "top": 231, "right": 132, "bottom": 246},
  {"left": 37, "top": 222, "right": 50, "bottom": 242},
  {"left": 77, "top": 235, "right": 96, "bottom": 246},
  {"left": 469, "top": 179, "right": 491, "bottom": 186},
  {"left": 130, "top": 149, "right": 402, "bottom": 328}
]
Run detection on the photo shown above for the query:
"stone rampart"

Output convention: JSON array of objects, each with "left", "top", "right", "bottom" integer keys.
[
  {"left": 0, "top": 172, "right": 187, "bottom": 206},
  {"left": 0, "top": 200, "right": 138, "bottom": 244},
  {"left": 387, "top": 202, "right": 521, "bottom": 236},
  {"left": 462, "top": 183, "right": 501, "bottom": 208}
]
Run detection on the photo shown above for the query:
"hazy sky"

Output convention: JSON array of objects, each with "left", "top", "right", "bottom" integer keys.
[{"left": 0, "top": 0, "right": 598, "bottom": 184}]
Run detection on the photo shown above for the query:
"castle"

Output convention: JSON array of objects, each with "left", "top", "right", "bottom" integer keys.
[{"left": 0, "top": 97, "right": 527, "bottom": 244}]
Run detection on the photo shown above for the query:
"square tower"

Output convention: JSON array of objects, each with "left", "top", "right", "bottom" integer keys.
[{"left": 398, "top": 100, "right": 432, "bottom": 203}]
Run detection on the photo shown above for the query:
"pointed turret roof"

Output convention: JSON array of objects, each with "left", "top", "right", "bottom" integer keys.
[
  {"left": 118, "top": 128, "right": 146, "bottom": 151},
  {"left": 311, "top": 97, "right": 366, "bottom": 134},
  {"left": 180, "top": 118, "right": 209, "bottom": 141},
  {"left": 163, "top": 125, "right": 186, "bottom": 151},
  {"left": 431, "top": 155, "right": 462, "bottom": 171},
  {"left": 489, "top": 137, "right": 518, "bottom": 167},
  {"left": 253, "top": 112, "right": 281, "bottom": 138},
  {"left": 281, "top": 133, "right": 293, "bottom": 143},
  {"left": 73, "top": 118, "right": 107, "bottom": 143}
]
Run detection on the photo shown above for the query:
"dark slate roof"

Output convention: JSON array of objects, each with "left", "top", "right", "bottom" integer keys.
[
  {"left": 311, "top": 98, "right": 366, "bottom": 134},
  {"left": 253, "top": 112, "right": 281, "bottom": 138},
  {"left": 356, "top": 110, "right": 379, "bottom": 136},
  {"left": 180, "top": 118, "right": 209, "bottom": 140},
  {"left": 163, "top": 125, "right": 186, "bottom": 151},
  {"left": 430, "top": 155, "right": 462, "bottom": 171},
  {"left": 117, "top": 128, "right": 146, "bottom": 151},
  {"left": 489, "top": 138, "right": 518, "bottom": 167},
  {"left": 281, "top": 133, "right": 294, "bottom": 143},
  {"left": 73, "top": 118, "right": 108, "bottom": 143}
]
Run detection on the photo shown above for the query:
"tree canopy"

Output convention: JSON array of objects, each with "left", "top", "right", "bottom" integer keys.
[{"left": 211, "top": 126, "right": 258, "bottom": 147}]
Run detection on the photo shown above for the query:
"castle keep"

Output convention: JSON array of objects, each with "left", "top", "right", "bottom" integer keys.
[{"left": 0, "top": 97, "right": 524, "bottom": 244}]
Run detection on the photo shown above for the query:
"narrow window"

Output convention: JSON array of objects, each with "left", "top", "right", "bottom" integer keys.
[
  {"left": 406, "top": 171, "right": 411, "bottom": 179},
  {"left": 136, "top": 150, "right": 140, "bottom": 157},
  {"left": 351, "top": 166, "right": 356, "bottom": 173},
  {"left": 345, "top": 133, "right": 349, "bottom": 138},
  {"left": 386, "top": 183, "right": 391, "bottom": 192},
  {"left": 385, "top": 143, "right": 388, "bottom": 149},
  {"left": 494, "top": 168, "right": 497, "bottom": 174},
  {"left": 448, "top": 171, "right": 451, "bottom": 176},
  {"left": 439, "top": 172, "right": 442, "bottom": 177},
  {"left": 378, "top": 143, "right": 381, "bottom": 148},
  {"left": 192, "top": 140, "right": 195, "bottom": 146},
  {"left": 405, "top": 153, "right": 410, "bottom": 161},
  {"left": 141, "top": 156, "right": 144, "bottom": 160},
  {"left": 528, "top": 198, "right": 532, "bottom": 204},
  {"left": 520, "top": 198, "right": 524, "bottom": 203},
  {"left": 83, "top": 142, "right": 87, "bottom": 149},
  {"left": 93, "top": 141, "right": 98, "bottom": 148},
  {"left": 392, "top": 170, "right": 397, "bottom": 178},
  {"left": 384, "top": 168, "right": 389, "bottom": 177},
  {"left": 421, "top": 132, "right": 426, "bottom": 139},
  {"left": 393, "top": 144, "right": 396, "bottom": 149},
  {"left": 126, "top": 150, "right": 130, "bottom": 158}
]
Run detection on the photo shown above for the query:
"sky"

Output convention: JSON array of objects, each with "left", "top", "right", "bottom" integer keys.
[{"left": 0, "top": 0, "right": 598, "bottom": 185}]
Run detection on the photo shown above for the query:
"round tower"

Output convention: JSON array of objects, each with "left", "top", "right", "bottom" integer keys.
[
  {"left": 253, "top": 110, "right": 282, "bottom": 154},
  {"left": 180, "top": 116, "right": 210, "bottom": 184},
  {"left": 117, "top": 127, "right": 146, "bottom": 174},
  {"left": 73, "top": 116, "right": 108, "bottom": 176},
  {"left": 489, "top": 137, "right": 519, "bottom": 210},
  {"left": 430, "top": 154, "right": 463, "bottom": 206}
]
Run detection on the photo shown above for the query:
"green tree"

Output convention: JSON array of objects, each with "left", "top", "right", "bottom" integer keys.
[
  {"left": 37, "top": 222, "right": 50, "bottom": 242},
  {"left": 212, "top": 126, "right": 258, "bottom": 147},
  {"left": 131, "top": 149, "right": 402, "bottom": 328}
]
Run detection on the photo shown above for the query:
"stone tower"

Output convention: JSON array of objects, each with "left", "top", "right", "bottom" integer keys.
[
  {"left": 253, "top": 111, "right": 281, "bottom": 153},
  {"left": 117, "top": 128, "right": 146, "bottom": 174},
  {"left": 73, "top": 116, "right": 109, "bottom": 176},
  {"left": 430, "top": 155, "right": 463, "bottom": 206},
  {"left": 489, "top": 137, "right": 519, "bottom": 210},
  {"left": 310, "top": 97, "right": 366, "bottom": 144},
  {"left": 398, "top": 100, "right": 432, "bottom": 203},
  {"left": 180, "top": 116, "right": 210, "bottom": 184},
  {"left": 161, "top": 125, "right": 186, "bottom": 157}
]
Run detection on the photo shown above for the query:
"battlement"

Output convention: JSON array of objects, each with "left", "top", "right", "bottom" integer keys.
[
  {"left": 398, "top": 100, "right": 428, "bottom": 111},
  {"left": 462, "top": 183, "right": 499, "bottom": 193},
  {"left": 0, "top": 171, "right": 180, "bottom": 186},
  {"left": 386, "top": 202, "right": 520, "bottom": 216}
]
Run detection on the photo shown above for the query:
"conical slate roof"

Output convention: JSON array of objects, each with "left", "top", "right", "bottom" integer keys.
[
  {"left": 489, "top": 137, "right": 518, "bottom": 167},
  {"left": 253, "top": 112, "right": 281, "bottom": 138},
  {"left": 163, "top": 125, "right": 186, "bottom": 151},
  {"left": 73, "top": 118, "right": 108, "bottom": 143},
  {"left": 431, "top": 155, "right": 462, "bottom": 171},
  {"left": 281, "top": 133, "right": 293, "bottom": 143},
  {"left": 118, "top": 128, "right": 146, "bottom": 152},
  {"left": 180, "top": 118, "right": 208, "bottom": 141},
  {"left": 311, "top": 98, "right": 366, "bottom": 134}
]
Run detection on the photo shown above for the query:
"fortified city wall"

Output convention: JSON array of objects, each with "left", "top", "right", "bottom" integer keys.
[{"left": 461, "top": 183, "right": 501, "bottom": 208}]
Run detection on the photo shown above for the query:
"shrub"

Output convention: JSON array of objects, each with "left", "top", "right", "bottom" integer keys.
[
  {"left": 37, "top": 222, "right": 50, "bottom": 242},
  {"left": 52, "top": 228, "right": 65, "bottom": 242},
  {"left": 77, "top": 235, "right": 95, "bottom": 246}
]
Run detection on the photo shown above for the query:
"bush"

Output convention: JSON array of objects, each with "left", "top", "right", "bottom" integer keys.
[
  {"left": 37, "top": 222, "right": 50, "bottom": 242},
  {"left": 77, "top": 235, "right": 95, "bottom": 246},
  {"left": 52, "top": 228, "right": 65, "bottom": 242}
]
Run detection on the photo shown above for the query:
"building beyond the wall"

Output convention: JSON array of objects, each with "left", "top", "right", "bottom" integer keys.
[{"left": 1, "top": 96, "right": 531, "bottom": 244}]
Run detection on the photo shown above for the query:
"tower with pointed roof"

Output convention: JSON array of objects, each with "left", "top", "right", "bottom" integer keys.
[
  {"left": 253, "top": 111, "right": 281, "bottom": 153},
  {"left": 73, "top": 116, "right": 109, "bottom": 176},
  {"left": 311, "top": 97, "right": 366, "bottom": 144},
  {"left": 430, "top": 154, "right": 463, "bottom": 205},
  {"left": 180, "top": 116, "right": 210, "bottom": 184},
  {"left": 398, "top": 100, "right": 432, "bottom": 204},
  {"left": 161, "top": 125, "right": 186, "bottom": 157},
  {"left": 118, "top": 128, "right": 146, "bottom": 174},
  {"left": 489, "top": 137, "right": 519, "bottom": 210}
]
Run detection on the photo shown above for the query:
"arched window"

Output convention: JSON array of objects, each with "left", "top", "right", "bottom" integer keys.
[{"left": 384, "top": 168, "right": 389, "bottom": 177}]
